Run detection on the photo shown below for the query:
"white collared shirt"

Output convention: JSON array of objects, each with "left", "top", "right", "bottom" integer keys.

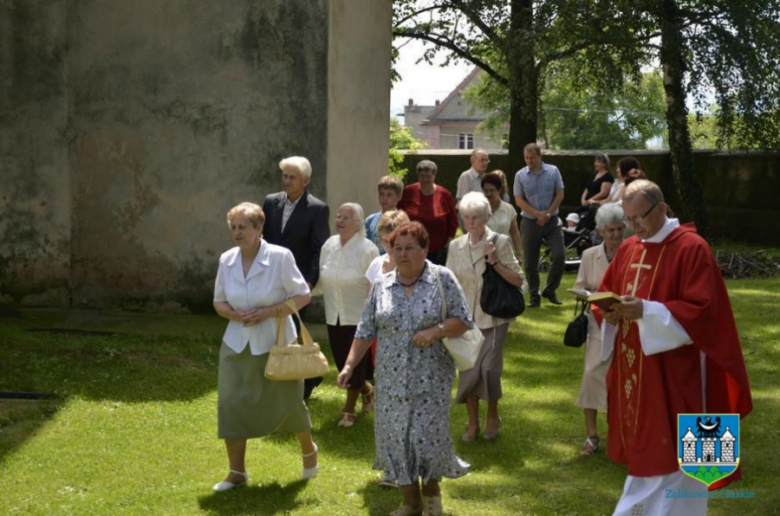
[
  {"left": 281, "top": 193, "right": 303, "bottom": 232},
  {"left": 214, "top": 240, "right": 310, "bottom": 355},
  {"left": 317, "top": 233, "right": 378, "bottom": 325}
]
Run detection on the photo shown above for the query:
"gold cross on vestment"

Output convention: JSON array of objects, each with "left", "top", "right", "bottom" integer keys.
[{"left": 627, "top": 249, "right": 652, "bottom": 295}]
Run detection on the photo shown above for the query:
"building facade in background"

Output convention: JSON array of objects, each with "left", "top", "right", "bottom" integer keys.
[{"left": 402, "top": 68, "right": 505, "bottom": 151}]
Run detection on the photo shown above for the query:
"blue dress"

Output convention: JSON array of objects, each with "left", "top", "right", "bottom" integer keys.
[{"left": 356, "top": 261, "right": 472, "bottom": 485}]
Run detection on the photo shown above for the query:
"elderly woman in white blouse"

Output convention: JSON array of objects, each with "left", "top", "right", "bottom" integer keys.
[
  {"left": 212, "top": 202, "right": 316, "bottom": 491},
  {"left": 446, "top": 192, "right": 524, "bottom": 442},
  {"left": 573, "top": 203, "right": 626, "bottom": 455},
  {"left": 318, "top": 202, "right": 379, "bottom": 427},
  {"left": 481, "top": 172, "right": 522, "bottom": 257}
]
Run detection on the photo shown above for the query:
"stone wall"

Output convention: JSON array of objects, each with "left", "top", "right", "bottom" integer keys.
[
  {"left": 0, "top": 0, "right": 391, "bottom": 311},
  {"left": 399, "top": 149, "right": 780, "bottom": 244}
]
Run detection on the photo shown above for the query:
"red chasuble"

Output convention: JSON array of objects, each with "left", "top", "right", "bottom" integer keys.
[{"left": 598, "top": 223, "right": 752, "bottom": 484}]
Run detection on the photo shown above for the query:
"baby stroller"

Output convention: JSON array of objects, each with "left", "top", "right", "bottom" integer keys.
[{"left": 538, "top": 206, "right": 598, "bottom": 272}]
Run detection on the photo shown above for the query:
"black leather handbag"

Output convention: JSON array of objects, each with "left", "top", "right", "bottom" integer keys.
[
  {"left": 480, "top": 236, "right": 525, "bottom": 319},
  {"left": 564, "top": 299, "right": 589, "bottom": 348}
]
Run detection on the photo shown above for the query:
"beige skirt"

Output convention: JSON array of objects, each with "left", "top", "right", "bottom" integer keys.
[
  {"left": 455, "top": 323, "right": 509, "bottom": 403},
  {"left": 217, "top": 342, "right": 311, "bottom": 440},
  {"left": 574, "top": 314, "right": 609, "bottom": 411}
]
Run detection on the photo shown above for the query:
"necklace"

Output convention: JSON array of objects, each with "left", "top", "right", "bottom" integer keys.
[{"left": 397, "top": 271, "right": 423, "bottom": 288}]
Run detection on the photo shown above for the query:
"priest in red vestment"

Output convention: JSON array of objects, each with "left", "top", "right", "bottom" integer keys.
[{"left": 597, "top": 180, "right": 751, "bottom": 516}]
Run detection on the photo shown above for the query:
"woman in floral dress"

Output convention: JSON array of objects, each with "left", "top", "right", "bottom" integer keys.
[{"left": 337, "top": 222, "right": 473, "bottom": 516}]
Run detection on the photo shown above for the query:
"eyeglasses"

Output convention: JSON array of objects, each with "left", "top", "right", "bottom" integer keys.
[{"left": 623, "top": 203, "right": 658, "bottom": 225}]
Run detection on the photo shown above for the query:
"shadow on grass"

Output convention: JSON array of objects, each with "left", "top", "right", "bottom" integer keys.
[{"left": 198, "top": 480, "right": 310, "bottom": 515}]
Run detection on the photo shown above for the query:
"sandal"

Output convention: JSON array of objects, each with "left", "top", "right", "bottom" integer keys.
[
  {"left": 423, "top": 495, "right": 443, "bottom": 516},
  {"left": 389, "top": 505, "right": 422, "bottom": 516},
  {"left": 377, "top": 476, "right": 397, "bottom": 488},
  {"left": 361, "top": 384, "right": 375, "bottom": 413},
  {"left": 461, "top": 427, "right": 479, "bottom": 442},
  {"left": 338, "top": 412, "right": 357, "bottom": 427},
  {"left": 302, "top": 443, "right": 319, "bottom": 479},
  {"left": 483, "top": 417, "right": 502, "bottom": 441},
  {"left": 580, "top": 436, "right": 600, "bottom": 456},
  {"left": 212, "top": 469, "right": 248, "bottom": 492}
]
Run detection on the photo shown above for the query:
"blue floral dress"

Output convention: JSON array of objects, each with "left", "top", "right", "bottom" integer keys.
[{"left": 356, "top": 261, "right": 473, "bottom": 485}]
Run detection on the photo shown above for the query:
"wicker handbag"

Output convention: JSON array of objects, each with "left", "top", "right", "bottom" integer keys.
[{"left": 265, "top": 300, "right": 330, "bottom": 381}]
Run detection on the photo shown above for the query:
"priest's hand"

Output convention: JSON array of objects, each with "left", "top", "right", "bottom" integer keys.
[
  {"left": 603, "top": 308, "right": 621, "bottom": 325},
  {"left": 615, "top": 296, "right": 644, "bottom": 320}
]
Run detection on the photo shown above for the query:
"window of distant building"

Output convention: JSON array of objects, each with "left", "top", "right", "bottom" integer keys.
[{"left": 458, "top": 133, "right": 474, "bottom": 150}]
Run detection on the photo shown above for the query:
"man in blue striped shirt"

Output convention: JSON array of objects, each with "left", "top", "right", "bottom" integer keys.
[{"left": 513, "top": 143, "right": 565, "bottom": 307}]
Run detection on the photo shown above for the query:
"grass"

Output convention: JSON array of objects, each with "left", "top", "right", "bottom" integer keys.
[{"left": 0, "top": 271, "right": 778, "bottom": 515}]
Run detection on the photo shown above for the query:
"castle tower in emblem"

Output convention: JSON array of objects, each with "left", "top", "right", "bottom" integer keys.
[
  {"left": 682, "top": 428, "right": 697, "bottom": 463},
  {"left": 720, "top": 427, "right": 735, "bottom": 462}
]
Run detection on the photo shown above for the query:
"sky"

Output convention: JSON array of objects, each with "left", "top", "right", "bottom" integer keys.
[{"left": 389, "top": 39, "right": 474, "bottom": 122}]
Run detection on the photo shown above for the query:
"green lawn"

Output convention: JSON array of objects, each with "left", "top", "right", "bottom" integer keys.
[{"left": 0, "top": 273, "right": 778, "bottom": 515}]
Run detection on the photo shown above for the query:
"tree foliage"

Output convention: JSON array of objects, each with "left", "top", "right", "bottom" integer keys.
[
  {"left": 393, "top": 0, "right": 780, "bottom": 237},
  {"left": 389, "top": 118, "right": 427, "bottom": 178},
  {"left": 464, "top": 65, "right": 667, "bottom": 149}
]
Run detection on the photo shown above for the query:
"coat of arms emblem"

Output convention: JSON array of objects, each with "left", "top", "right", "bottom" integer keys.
[{"left": 678, "top": 413, "right": 740, "bottom": 486}]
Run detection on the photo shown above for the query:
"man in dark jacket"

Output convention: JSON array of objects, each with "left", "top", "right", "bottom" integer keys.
[{"left": 263, "top": 156, "right": 330, "bottom": 399}]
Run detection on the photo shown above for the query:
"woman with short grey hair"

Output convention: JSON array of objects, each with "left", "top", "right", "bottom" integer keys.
[
  {"left": 446, "top": 192, "right": 524, "bottom": 442},
  {"left": 317, "top": 203, "right": 378, "bottom": 427},
  {"left": 212, "top": 202, "right": 316, "bottom": 490},
  {"left": 573, "top": 202, "right": 626, "bottom": 455}
]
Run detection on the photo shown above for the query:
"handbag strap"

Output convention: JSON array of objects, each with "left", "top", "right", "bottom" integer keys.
[
  {"left": 572, "top": 298, "right": 588, "bottom": 318},
  {"left": 275, "top": 299, "right": 315, "bottom": 348}
]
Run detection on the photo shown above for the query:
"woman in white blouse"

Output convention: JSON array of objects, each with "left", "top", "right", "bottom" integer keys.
[
  {"left": 446, "top": 192, "right": 524, "bottom": 442},
  {"left": 481, "top": 172, "right": 523, "bottom": 259},
  {"left": 211, "top": 202, "right": 316, "bottom": 491},
  {"left": 318, "top": 203, "right": 379, "bottom": 427}
]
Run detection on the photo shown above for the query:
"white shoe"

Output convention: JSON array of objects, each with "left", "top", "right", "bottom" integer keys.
[
  {"left": 212, "top": 469, "right": 248, "bottom": 492},
  {"left": 301, "top": 443, "right": 319, "bottom": 480}
]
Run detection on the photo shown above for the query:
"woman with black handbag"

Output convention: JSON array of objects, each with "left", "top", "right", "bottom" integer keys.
[
  {"left": 446, "top": 192, "right": 524, "bottom": 442},
  {"left": 572, "top": 203, "right": 626, "bottom": 456}
]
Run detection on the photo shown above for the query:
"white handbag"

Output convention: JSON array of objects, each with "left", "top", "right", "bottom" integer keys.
[{"left": 434, "top": 267, "right": 484, "bottom": 371}]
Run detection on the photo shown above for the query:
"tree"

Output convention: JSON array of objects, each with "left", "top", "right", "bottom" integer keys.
[
  {"left": 464, "top": 65, "right": 667, "bottom": 149},
  {"left": 394, "top": 0, "right": 780, "bottom": 237},
  {"left": 389, "top": 117, "right": 427, "bottom": 178},
  {"left": 623, "top": 0, "right": 780, "bottom": 236},
  {"left": 393, "top": 1, "right": 650, "bottom": 170}
]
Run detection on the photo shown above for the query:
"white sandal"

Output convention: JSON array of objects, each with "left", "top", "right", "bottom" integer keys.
[
  {"left": 212, "top": 469, "right": 248, "bottom": 492},
  {"left": 302, "top": 443, "right": 319, "bottom": 479},
  {"left": 580, "top": 436, "right": 601, "bottom": 456}
]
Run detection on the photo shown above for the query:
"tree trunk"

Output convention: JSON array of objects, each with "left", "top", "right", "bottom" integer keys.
[
  {"left": 659, "top": 0, "right": 709, "bottom": 238},
  {"left": 507, "top": 0, "right": 537, "bottom": 173}
]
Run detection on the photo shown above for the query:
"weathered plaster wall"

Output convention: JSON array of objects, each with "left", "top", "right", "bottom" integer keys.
[
  {"left": 0, "top": 1, "right": 71, "bottom": 307},
  {"left": 326, "top": 0, "right": 392, "bottom": 218},
  {"left": 2, "top": 0, "right": 332, "bottom": 310}
]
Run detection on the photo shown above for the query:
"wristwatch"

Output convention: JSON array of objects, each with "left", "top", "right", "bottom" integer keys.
[
  {"left": 437, "top": 322, "right": 446, "bottom": 336},
  {"left": 545, "top": 212, "right": 551, "bottom": 218}
]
